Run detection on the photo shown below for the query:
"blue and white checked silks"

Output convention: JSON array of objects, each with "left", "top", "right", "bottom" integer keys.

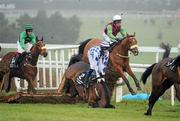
[{"left": 88, "top": 46, "right": 109, "bottom": 78}]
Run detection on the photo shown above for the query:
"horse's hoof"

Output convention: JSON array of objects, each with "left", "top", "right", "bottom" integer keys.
[
  {"left": 144, "top": 112, "right": 152, "bottom": 116},
  {"left": 130, "top": 91, "right": 136, "bottom": 95},
  {"left": 109, "top": 104, "right": 115, "bottom": 109},
  {"left": 137, "top": 87, "right": 142, "bottom": 91}
]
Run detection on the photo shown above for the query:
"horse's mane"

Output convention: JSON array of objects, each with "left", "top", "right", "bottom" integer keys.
[
  {"left": 68, "top": 54, "right": 82, "bottom": 67},
  {"left": 109, "top": 36, "right": 128, "bottom": 50},
  {"left": 78, "top": 38, "right": 92, "bottom": 55}
]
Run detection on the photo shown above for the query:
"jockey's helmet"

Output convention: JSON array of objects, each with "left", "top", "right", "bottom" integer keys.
[
  {"left": 112, "top": 15, "right": 122, "bottom": 22},
  {"left": 100, "top": 41, "right": 110, "bottom": 48},
  {"left": 24, "top": 24, "right": 33, "bottom": 31}
]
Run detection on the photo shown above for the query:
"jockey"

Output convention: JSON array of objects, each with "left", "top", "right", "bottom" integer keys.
[
  {"left": 11, "top": 24, "right": 36, "bottom": 67},
  {"left": 17, "top": 24, "right": 36, "bottom": 53},
  {"left": 86, "top": 41, "right": 110, "bottom": 83},
  {"left": 14, "top": 24, "right": 36, "bottom": 92},
  {"left": 103, "top": 14, "right": 127, "bottom": 45},
  {"left": 167, "top": 55, "right": 180, "bottom": 71}
]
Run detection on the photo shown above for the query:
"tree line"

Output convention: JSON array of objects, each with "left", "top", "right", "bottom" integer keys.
[{"left": 0, "top": 10, "right": 81, "bottom": 44}]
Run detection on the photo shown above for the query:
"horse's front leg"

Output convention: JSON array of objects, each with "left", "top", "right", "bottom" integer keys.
[
  {"left": 126, "top": 65, "right": 142, "bottom": 91},
  {"left": 27, "top": 79, "right": 36, "bottom": 94},
  {"left": 116, "top": 67, "right": 136, "bottom": 95}
]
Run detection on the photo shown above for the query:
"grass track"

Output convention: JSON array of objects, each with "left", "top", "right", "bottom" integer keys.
[{"left": 0, "top": 101, "right": 179, "bottom": 121}]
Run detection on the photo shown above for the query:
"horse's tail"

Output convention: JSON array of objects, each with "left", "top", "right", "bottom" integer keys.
[
  {"left": 141, "top": 63, "right": 156, "bottom": 84},
  {"left": 159, "top": 42, "right": 171, "bottom": 59},
  {"left": 78, "top": 38, "right": 92, "bottom": 55},
  {"left": 68, "top": 54, "right": 82, "bottom": 67}
]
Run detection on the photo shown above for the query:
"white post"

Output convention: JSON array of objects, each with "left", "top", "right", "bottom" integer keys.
[
  {"left": 171, "top": 85, "right": 175, "bottom": 106},
  {"left": 48, "top": 51, "right": 53, "bottom": 88},
  {"left": 42, "top": 57, "right": 46, "bottom": 88},
  {"left": 36, "top": 66, "right": 40, "bottom": 89},
  {"left": 55, "top": 50, "right": 59, "bottom": 87}
]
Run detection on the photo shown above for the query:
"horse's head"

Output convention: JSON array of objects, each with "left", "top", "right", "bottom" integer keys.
[
  {"left": 126, "top": 33, "right": 139, "bottom": 56},
  {"left": 31, "top": 36, "right": 48, "bottom": 57}
]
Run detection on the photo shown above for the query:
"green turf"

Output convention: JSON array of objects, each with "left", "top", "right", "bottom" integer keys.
[{"left": 0, "top": 101, "right": 179, "bottom": 121}]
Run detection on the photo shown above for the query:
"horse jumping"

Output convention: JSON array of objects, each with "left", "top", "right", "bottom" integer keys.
[
  {"left": 141, "top": 55, "right": 180, "bottom": 116},
  {"left": 0, "top": 37, "right": 47, "bottom": 94},
  {"left": 78, "top": 33, "right": 141, "bottom": 95}
]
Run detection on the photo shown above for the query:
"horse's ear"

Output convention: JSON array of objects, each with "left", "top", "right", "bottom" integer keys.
[
  {"left": 126, "top": 32, "right": 129, "bottom": 37},
  {"left": 41, "top": 36, "right": 44, "bottom": 41},
  {"left": 134, "top": 32, "right": 136, "bottom": 36},
  {"left": 36, "top": 36, "right": 38, "bottom": 42}
]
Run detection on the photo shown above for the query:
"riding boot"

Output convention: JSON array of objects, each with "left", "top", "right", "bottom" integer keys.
[
  {"left": 84, "top": 69, "right": 93, "bottom": 88},
  {"left": 15, "top": 52, "right": 27, "bottom": 67}
]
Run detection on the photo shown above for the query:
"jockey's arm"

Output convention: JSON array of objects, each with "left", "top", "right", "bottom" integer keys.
[
  {"left": 31, "top": 33, "right": 36, "bottom": 45},
  {"left": 120, "top": 28, "right": 126, "bottom": 38},
  {"left": 106, "top": 25, "right": 118, "bottom": 42},
  {"left": 19, "top": 32, "right": 26, "bottom": 50}
]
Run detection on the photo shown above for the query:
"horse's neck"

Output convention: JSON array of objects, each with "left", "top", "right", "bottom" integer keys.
[
  {"left": 114, "top": 39, "right": 129, "bottom": 55},
  {"left": 30, "top": 48, "right": 39, "bottom": 66}
]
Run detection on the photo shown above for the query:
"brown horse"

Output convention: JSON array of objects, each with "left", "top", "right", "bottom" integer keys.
[
  {"left": 57, "top": 58, "right": 114, "bottom": 108},
  {"left": 78, "top": 33, "right": 141, "bottom": 95},
  {"left": 160, "top": 42, "right": 180, "bottom": 101},
  {"left": 0, "top": 37, "right": 47, "bottom": 94},
  {"left": 141, "top": 55, "right": 180, "bottom": 116}
]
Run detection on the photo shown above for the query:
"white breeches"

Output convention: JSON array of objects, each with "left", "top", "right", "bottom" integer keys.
[
  {"left": 88, "top": 46, "right": 109, "bottom": 78},
  {"left": 17, "top": 41, "right": 33, "bottom": 53}
]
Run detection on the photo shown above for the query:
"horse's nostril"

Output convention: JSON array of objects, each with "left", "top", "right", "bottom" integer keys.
[{"left": 44, "top": 53, "right": 48, "bottom": 57}]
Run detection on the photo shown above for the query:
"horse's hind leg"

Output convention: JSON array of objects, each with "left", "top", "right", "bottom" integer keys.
[
  {"left": 174, "top": 84, "right": 180, "bottom": 101},
  {"left": 145, "top": 79, "right": 173, "bottom": 116}
]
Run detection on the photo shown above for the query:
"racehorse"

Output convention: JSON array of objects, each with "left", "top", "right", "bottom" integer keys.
[
  {"left": 57, "top": 56, "right": 114, "bottom": 108},
  {"left": 78, "top": 33, "right": 141, "bottom": 95},
  {"left": 141, "top": 55, "right": 180, "bottom": 116},
  {"left": 160, "top": 42, "right": 180, "bottom": 101},
  {"left": 0, "top": 37, "right": 47, "bottom": 94}
]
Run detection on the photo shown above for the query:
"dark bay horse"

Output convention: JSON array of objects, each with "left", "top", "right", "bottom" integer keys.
[
  {"left": 57, "top": 59, "right": 114, "bottom": 108},
  {"left": 0, "top": 37, "right": 47, "bottom": 94},
  {"left": 160, "top": 42, "right": 180, "bottom": 101},
  {"left": 141, "top": 55, "right": 180, "bottom": 116},
  {"left": 78, "top": 33, "right": 141, "bottom": 95}
]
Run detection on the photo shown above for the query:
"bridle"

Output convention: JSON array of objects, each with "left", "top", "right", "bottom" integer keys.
[{"left": 116, "top": 36, "right": 138, "bottom": 59}]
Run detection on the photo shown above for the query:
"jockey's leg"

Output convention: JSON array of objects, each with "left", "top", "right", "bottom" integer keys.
[
  {"left": 25, "top": 43, "right": 33, "bottom": 52},
  {"left": 99, "top": 52, "right": 109, "bottom": 81},
  {"left": 17, "top": 41, "right": 24, "bottom": 53},
  {"left": 88, "top": 50, "right": 100, "bottom": 80}
]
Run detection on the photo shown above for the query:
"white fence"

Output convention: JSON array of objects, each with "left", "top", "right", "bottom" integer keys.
[{"left": 0, "top": 43, "right": 179, "bottom": 105}]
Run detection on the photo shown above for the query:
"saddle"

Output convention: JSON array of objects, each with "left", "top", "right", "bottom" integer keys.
[
  {"left": 10, "top": 52, "right": 31, "bottom": 68},
  {"left": 76, "top": 70, "right": 97, "bottom": 88}
]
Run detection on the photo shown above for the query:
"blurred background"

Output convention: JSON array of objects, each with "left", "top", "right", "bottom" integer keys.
[{"left": 0, "top": 0, "right": 179, "bottom": 46}]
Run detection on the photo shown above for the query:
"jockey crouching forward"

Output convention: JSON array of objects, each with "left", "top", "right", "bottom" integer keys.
[
  {"left": 14, "top": 24, "right": 36, "bottom": 92},
  {"left": 103, "top": 14, "right": 126, "bottom": 47},
  {"left": 86, "top": 41, "right": 110, "bottom": 84}
]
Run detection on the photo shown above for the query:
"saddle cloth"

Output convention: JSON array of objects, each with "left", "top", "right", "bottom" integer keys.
[{"left": 76, "top": 70, "right": 96, "bottom": 86}]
